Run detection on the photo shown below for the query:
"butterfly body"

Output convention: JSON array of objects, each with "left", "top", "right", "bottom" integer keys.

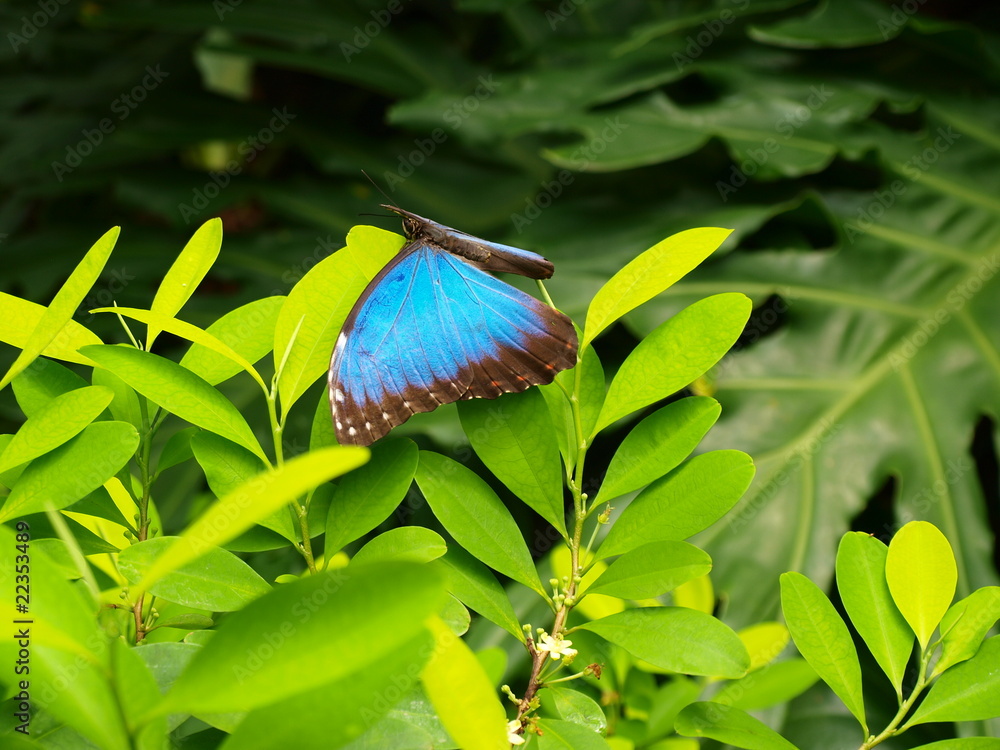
[{"left": 329, "top": 206, "right": 577, "bottom": 447}]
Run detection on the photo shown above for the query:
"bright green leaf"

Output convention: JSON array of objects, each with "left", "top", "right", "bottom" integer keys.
[
  {"left": 578, "top": 607, "right": 749, "bottom": 678},
  {"left": 353, "top": 526, "right": 447, "bottom": 565},
  {"left": 836, "top": 532, "right": 913, "bottom": 694},
  {"left": 422, "top": 616, "right": 508, "bottom": 750},
  {"left": 934, "top": 586, "right": 1000, "bottom": 676},
  {"left": 93, "top": 368, "right": 144, "bottom": 430},
  {"left": 908, "top": 636, "right": 1000, "bottom": 726},
  {"left": 588, "top": 541, "right": 711, "bottom": 600},
  {"left": 547, "top": 687, "right": 607, "bottom": 735},
  {"left": 137, "top": 446, "right": 368, "bottom": 592},
  {"left": 325, "top": 438, "right": 418, "bottom": 554},
  {"left": 780, "top": 571, "right": 866, "bottom": 732},
  {"left": 415, "top": 450, "right": 544, "bottom": 595},
  {"left": 886, "top": 521, "right": 957, "bottom": 649},
  {"left": 595, "top": 294, "right": 751, "bottom": 432},
  {"left": 0, "top": 420, "right": 139, "bottom": 522},
  {"left": 179, "top": 296, "right": 285, "bottom": 386},
  {"left": 0, "top": 292, "right": 102, "bottom": 368},
  {"left": 82, "top": 344, "right": 267, "bottom": 462},
  {"left": 458, "top": 388, "right": 566, "bottom": 536},
  {"left": 599, "top": 451, "right": 755, "bottom": 559},
  {"left": 119, "top": 536, "right": 271, "bottom": 612},
  {"left": 148, "top": 218, "right": 222, "bottom": 348},
  {"left": 0, "top": 385, "right": 113, "bottom": 473},
  {"left": 536, "top": 718, "right": 611, "bottom": 749},
  {"left": 111, "top": 638, "right": 168, "bottom": 750},
  {"left": 161, "top": 563, "right": 444, "bottom": 715},
  {"left": 12, "top": 358, "right": 89, "bottom": 417},
  {"left": 433, "top": 546, "right": 524, "bottom": 642},
  {"left": 738, "top": 622, "right": 790, "bottom": 672},
  {"left": 596, "top": 397, "right": 721, "bottom": 503},
  {"left": 909, "top": 740, "right": 1000, "bottom": 749},
  {"left": 583, "top": 227, "right": 732, "bottom": 347},
  {"left": 675, "top": 702, "right": 799, "bottom": 750},
  {"left": 0, "top": 226, "right": 118, "bottom": 390}
]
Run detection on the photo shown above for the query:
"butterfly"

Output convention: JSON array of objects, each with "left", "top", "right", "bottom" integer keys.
[{"left": 329, "top": 205, "right": 578, "bottom": 447}]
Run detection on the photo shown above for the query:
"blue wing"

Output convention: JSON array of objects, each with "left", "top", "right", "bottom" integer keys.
[{"left": 329, "top": 243, "right": 577, "bottom": 446}]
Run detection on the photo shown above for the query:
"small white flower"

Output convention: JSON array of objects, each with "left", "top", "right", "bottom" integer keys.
[
  {"left": 507, "top": 719, "right": 525, "bottom": 745},
  {"left": 536, "top": 632, "right": 577, "bottom": 660}
]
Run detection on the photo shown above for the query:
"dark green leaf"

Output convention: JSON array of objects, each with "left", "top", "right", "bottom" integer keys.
[
  {"left": 588, "top": 541, "right": 711, "bottom": 600},
  {"left": 675, "top": 702, "right": 799, "bottom": 749}
]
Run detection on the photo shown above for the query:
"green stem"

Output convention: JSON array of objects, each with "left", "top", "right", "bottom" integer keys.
[
  {"left": 860, "top": 646, "right": 935, "bottom": 749},
  {"left": 268, "top": 384, "right": 317, "bottom": 573}
]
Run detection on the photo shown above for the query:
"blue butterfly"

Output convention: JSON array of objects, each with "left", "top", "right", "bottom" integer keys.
[{"left": 329, "top": 205, "right": 578, "bottom": 446}]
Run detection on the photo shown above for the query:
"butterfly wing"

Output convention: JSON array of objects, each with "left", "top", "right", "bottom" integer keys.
[{"left": 329, "top": 243, "right": 577, "bottom": 446}]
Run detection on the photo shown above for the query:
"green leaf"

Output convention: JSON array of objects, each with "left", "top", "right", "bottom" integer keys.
[
  {"left": 0, "top": 226, "right": 118, "bottom": 390},
  {"left": 82, "top": 344, "right": 268, "bottom": 462},
  {"left": 147, "top": 218, "right": 222, "bottom": 349},
  {"left": 598, "top": 451, "right": 755, "bottom": 559},
  {"left": 0, "top": 385, "right": 113, "bottom": 473},
  {"left": 536, "top": 718, "right": 611, "bottom": 749},
  {"left": 95, "top": 306, "right": 268, "bottom": 392},
  {"left": 119, "top": 536, "right": 271, "bottom": 611},
  {"left": 546, "top": 687, "right": 607, "bottom": 735},
  {"left": 440, "top": 594, "right": 471, "bottom": 636},
  {"left": 422, "top": 616, "right": 509, "bottom": 750},
  {"left": 578, "top": 607, "right": 749, "bottom": 678},
  {"left": 325, "top": 438, "right": 418, "bottom": 554},
  {"left": 886, "top": 521, "right": 958, "bottom": 649},
  {"left": 274, "top": 225, "right": 402, "bottom": 413},
  {"left": 583, "top": 227, "right": 733, "bottom": 347},
  {"left": 595, "top": 294, "right": 751, "bottom": 432},
  {"left": 190, "top": 431, "right": 294, "bottom": 541},
  {"left": 415, "top": 450, "right": 544, "bottom": 595},
  {"left": 0, "top": 420, "right": 139, "bottom": 522},
  {"left": 433, "top": 546, "right": 524, "bottom": 641},
  {"left": 0, "top": 525, "right": 127, "bottom": 749},
  {"left": 596, "top": 397, "right": 721, "bottom": 504},
  {"left": 647, "top": 678, "right": 703, "bottom": 743},
  {"left": 749, "top": 0, "right": 901, "bottom": 48},
  {"left": 110, "top": 638, "right": 169, "bottom": 750},
  {"left": 179, "top": 296, "right": 284, "bottom": 386},
  {"left": 153, "top": 613, "right": 215, "bottom": 632},
  {"left": 934, "top": 586, "right": 1000, "bottom": 676},
  {"left": 136, "top": 445, "right": 369, "bottom": 592},
  {"left": 910, "top": 740, "right": 1000, "bottom": 749},
  {"left": 353, "top": 526, "right": 447, "bottom": 565},
  {"left": 93, "top": 368, "right": 144, "bottom": 430},
  {"left": 161, "top": 563, "right": 445, "bottom": 715},
  {"left": 588, "top": 541, "right": 712, "bottom": 600},
  {"left": 780, "top": 572, "right": 866, "bottom": 732},
  {"left": 540, "top": 343, "right": 603, "bottom": 467},
  {"left": 675, "top": 702, "right": 799, "bottom": 750},
  {"left": 220, "top": 631, "right": 435, "bottom": 750},
  {"left": 908, "top": 636, "right": 1000, "bottom": 725},
  {"left": 0, "top": 292, "right": 101, "bottom": 368},
  {"left": 156, "top": 426, "right": 198, "bottom": 475},
  {"left": 711, "top": 659, "right": 819, "bottom": 711},
  {"left": 458, "top": 388, "right": 566, "bottom": 536},
  {"left": 836, "top": 532, "right": 913, "bottom": 695},
  {"left": 12, "top": 358, "right": 89, "bottom": 417}
]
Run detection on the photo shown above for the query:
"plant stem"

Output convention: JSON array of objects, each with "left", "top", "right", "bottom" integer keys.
[
  {"left": 131, "top": 401, "right": 158, "bottom": 643},
  {"left": 268, "top": 385, "right": 317, "bottom": 573},
  {"left": 859, "top": 647, "right": 935, "bottom": 749},
  {"left": 515, "top": 353, "right": 591, "bottom": 728}
]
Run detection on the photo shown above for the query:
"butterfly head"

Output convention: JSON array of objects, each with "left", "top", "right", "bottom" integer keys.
[{"left": 381, "top": 204, "right": 429, "bottom": 242}]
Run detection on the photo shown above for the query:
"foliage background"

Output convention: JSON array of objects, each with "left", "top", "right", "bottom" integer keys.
[{"left": 1, "top": 0, "right": 999, "bottom": 745}]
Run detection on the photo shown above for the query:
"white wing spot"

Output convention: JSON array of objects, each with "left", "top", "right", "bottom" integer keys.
[
  {"left": 365, "top": 421, "right": 371, "bottom": 430},
  {"left": 336, "top": 421, "right": 342, "bottom": 430},
  {"left": 335, "top": 389, "right": 345, "bottom": 403},
  {"left": 382, "top": 411, "right": 390, "bottom": 421},
  {"left": 348, "top": 427, "right": 357, "bottom": 437}
]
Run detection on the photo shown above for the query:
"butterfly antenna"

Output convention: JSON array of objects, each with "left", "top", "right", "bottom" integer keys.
[{"left": 361, "top": 170, "right": 399, "bottom": 208}]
